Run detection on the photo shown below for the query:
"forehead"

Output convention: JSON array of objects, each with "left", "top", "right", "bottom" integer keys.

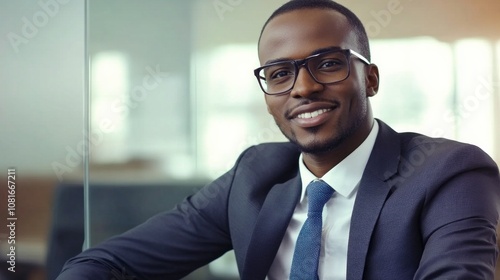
[{"left": 258, "top": 8, "right": 358, "bottom": 64}]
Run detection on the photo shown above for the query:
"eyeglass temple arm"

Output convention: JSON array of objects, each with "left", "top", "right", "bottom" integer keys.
[{"left": 350, "top": 49, "right": 371, "bottom": 65}]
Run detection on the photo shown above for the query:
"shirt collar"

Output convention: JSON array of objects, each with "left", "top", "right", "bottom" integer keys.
[{"left": 298, "top": 120, "right": 380, "bottom": 202}]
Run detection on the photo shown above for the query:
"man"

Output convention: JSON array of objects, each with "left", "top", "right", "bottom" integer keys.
[{"left": 57, "top": 0, "right": 500, "bottom": 279}]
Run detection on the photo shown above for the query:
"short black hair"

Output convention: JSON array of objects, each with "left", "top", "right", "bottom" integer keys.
[{"left": 259, "top": 0, "right": 371, "bottom": 61}]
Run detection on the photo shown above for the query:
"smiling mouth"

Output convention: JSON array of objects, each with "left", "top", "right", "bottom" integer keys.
[{"left": 296, "top": 108, "right": 332, "bottom": 119}]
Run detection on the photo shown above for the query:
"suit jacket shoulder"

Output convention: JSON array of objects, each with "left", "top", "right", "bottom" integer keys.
[{"left": 348, "top": 120, "right": 500, "bottom": 280}]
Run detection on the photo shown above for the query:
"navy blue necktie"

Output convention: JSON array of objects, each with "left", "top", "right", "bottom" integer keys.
[{"left": 290, "top": 180, "right": 334, "bottom": 280}]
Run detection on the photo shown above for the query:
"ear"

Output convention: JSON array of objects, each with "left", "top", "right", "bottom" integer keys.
[{"left": 365, "top": 63, "right": 379, "bottom": 97}]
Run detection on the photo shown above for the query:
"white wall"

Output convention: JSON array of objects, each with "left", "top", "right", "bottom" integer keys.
[{"left": 0, "top": 0, "right": 85, "bottom": 177}]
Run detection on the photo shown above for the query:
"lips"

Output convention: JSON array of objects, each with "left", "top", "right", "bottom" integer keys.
[
  {"left": 288, "top": 102, "right": 339, "bottom": 128},
  {"left": 296, "top": 108, "right": 331, "bottom": 119}
]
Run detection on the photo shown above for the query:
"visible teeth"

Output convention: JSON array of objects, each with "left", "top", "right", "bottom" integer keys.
[{"left": 297, "top": 109, "right": 331, "bottom": 119}]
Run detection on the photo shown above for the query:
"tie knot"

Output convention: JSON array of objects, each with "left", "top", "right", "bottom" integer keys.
[{"left": 306, "top": 180, "right": 333, "bottom": 213}]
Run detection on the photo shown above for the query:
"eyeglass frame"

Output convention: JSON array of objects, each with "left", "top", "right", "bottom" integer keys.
[{"left": 253, "top": 47, "right": 371, "bottom": 95}]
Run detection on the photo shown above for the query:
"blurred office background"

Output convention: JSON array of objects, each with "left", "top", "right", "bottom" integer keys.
[{"left": 1, "top": 0, "right": 499, "bottom": 279}]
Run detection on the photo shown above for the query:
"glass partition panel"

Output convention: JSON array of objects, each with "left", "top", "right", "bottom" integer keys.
[{"left": 86, "top": 1, "right": 217, "bottom": 279}]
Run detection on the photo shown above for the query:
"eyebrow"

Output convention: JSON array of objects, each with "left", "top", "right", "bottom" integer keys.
[{"left": 263, "top": 46, "right": 343, "bottom": 65}]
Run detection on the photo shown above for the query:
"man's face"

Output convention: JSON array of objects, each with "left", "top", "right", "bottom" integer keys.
[{"left": 259, "top": 8, "right": 378, "bottom": 155}]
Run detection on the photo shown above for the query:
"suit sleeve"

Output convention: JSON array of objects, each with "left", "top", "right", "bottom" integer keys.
[
  {"left": 414, "top": 144, "right": 500, "bottom": 280},
  {"left": 56, "top": 159, "right": 243, "bottom": 279}
]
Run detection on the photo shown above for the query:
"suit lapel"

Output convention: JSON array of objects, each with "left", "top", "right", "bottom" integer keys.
[
  {"left": 239, "top": 120, "right": 401, "bottom": 279},
  {"left": 346, "top": 120, "right": 401, "bottom": 280},
  {"left": 241, "top": 173, "right": 301, "bottom": 280}
]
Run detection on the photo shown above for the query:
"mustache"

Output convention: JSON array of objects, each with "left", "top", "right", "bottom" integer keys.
[{"left": 285, "top": 98, "right": 340, "bottom": 119}]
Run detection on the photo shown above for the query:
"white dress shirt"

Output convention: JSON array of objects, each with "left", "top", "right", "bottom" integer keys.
[{"left": 267, "top": 121, "right": 379, "bottom": 280}]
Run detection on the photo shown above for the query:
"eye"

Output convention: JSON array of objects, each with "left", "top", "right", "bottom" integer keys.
[
  {"left": 263, "top": 63, "right": 295, "bottom": 82},
  {"left": 270, "top": 69, "right": 293, "bottom": 80},
  {"left": 318, "top": 59, "right": 344, "bottom": 70}
]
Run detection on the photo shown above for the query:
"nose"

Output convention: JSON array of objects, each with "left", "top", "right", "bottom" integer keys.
[{"left": 290, "top": 66, "right": 324, "bottom": 98}]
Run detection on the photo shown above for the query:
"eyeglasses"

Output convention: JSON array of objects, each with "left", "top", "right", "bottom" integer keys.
[{"left": 254, "top": 48, "right": 370, "bottom": 95}]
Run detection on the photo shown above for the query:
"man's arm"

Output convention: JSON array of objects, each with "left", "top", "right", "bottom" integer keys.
[
  {"left": 56, "top": 166, "right": 237, "bottom": 280},
  {"left": 415, "top": 144, "right": 500, "bottom": 279}
]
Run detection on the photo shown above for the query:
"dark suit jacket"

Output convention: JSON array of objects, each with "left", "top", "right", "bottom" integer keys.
[{"left": 57, "top": 120, "right": 500, "bottom": 280}]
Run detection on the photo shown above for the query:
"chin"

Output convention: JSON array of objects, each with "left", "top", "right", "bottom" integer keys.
[
  {"left": 286, "top": 120, "right": 360, "bottom": 154},
  {"left": 293, "top": 137, "right": 343, "bottom": 154}
]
